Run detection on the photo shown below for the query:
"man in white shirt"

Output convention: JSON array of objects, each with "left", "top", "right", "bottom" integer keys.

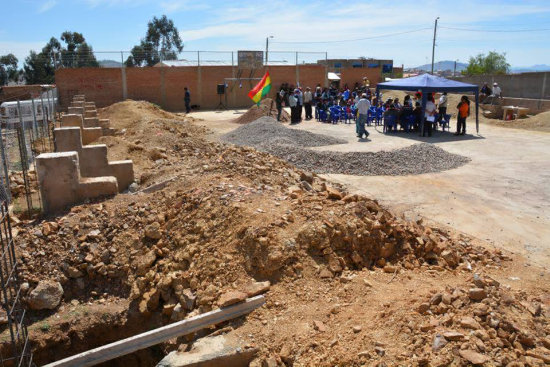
[
  {"left": 303, "top": 87, "right": 313, "bottom": 120},
  {"left": 492, "top": 82, "right": 502, "bottom": 98},
  {"left": 423, "top": 95, "right": 436, "bottom": 137},
  {"left": 356, "top": 93, "right": 371, "bottom": 139},
  {"left": 438, "top": 92, "right": 448, "bottom": 125}
]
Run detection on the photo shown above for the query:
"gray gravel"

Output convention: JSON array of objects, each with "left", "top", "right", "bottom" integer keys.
[
  {"left": 221, "top": 116, "right": 347, "bottom": 147},
  {"left": 222, "top": 117, "right": 470, "bottom": 176}
]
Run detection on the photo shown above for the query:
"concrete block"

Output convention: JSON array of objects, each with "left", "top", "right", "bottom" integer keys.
[
  {"left": 102, "top": 128, "right": 116, "bottom": 136},
  {"left": 82, "top": 127, "right": 102, "bottom": 145},
  {"left": 109, "top": 160, "right": 134, "bottom": 192},
  {"left": 84, "top": 117, "right": 100, "bottom": 128},
  {"left": 68, "top": 106, "right": 84, "bottom": 115},
  {"left": 85, "top": 110, "right": 98, "bottom": 118},
  {"left": 55, "top": 127, "right": 82, "bottom": 152},
  {"left": 61, "top": 114, "right": 84, "bottom": 128},
  {"left": 36, "top": 152, "right": 80, "bottom": 213},
  {"left": 156, "top": 335, "right": 257, "bottom": 367},
  {"left": 70, "top": 102, "right": 85, "bottom": 108},
  {"left": 85, "top": 102, "right": 95, "bottom": 108},
  {"left": 80, "top": 145, "right": 110, "bottom": 177},
  {"left": 78, "top": 177, "right": 118, "bottom": 199}
]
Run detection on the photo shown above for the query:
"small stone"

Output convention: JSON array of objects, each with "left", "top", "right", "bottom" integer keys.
[
  {"left": 430, "top": 293, "right": 443, "bottom": 305},
  {"left": 383, "top": 265, "right": 397, "bottom": 274},
  {"left": 66, "top": 266, "right": 84, "bottom": 278},
  {"left": 313, "top": 320, "right": 327, "bottom": 332},
  {"left": 468, "top": 288, "right": 487, "bottom": 301},
  {"left": 326, "top": 186, "right": 342, "bottom": 200},
  {"left": 352, "top": 325, "right": 362, "bottom": 333},
  {"left": 374, "top": 346, "right": 385, "bottom": 356},
  {"left": 245, "top": 281, "right": 271, "bottom": 297},
  {"left": 417, "top": 303, "right": 430, "bottom": 314},
  {"left": 459, "top": 349, "right": 489, "bottom": 364},
  {"left": 442, "top": 331, "right": 464, "bottom": 341},
  {"left": 460, "top": 316, "right": 481, "bottom": 330},
  {"left": 181, "top": 288, "right": 196, "bottom": 311},
  {"left": 27, "top": 281, "right": 63, "bottom": 310},
  {"left": 144, "top": 222, "right": 162, "bottom": 240},
  {"left": 319, "top": 268, "right": 333, "bottom": 279},
  {"left": 218, "top": 291, "right": 247, "bottom": 307},
  {"left": 300, "top": 171, "right": 314, "bottom": 184},
  {"left": 432, "top": 333, "right": 448, "bottom": 352}
]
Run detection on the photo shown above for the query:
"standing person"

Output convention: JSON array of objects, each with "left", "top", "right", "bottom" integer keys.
[
  {"left": 184, "top": 87, "right": 191, "bottom": 113},
  {"left": 275, "top": 87, "right": 284, "bottom": 122},
  {"left": 355, "top": 93, "right": 371, "bottom": 139},
  {"left": 492, "top": 82, "right": 502, "bottom": 98},
  {"left": 304, "top": 87, "right": 313, "bottom": 120},
  {"left": 455, "top": 95, "right": 470, "bottom": 135},
  {"left": 438, "top": 92, "right": 448, "bottom": 124},
  {"left": 289, "top": 90, "right": 298, "bottom": 124},
  {"left": 297, "top": 88, "right": 303, "bottom": 122},
  {"left": 423, "top": 95, "right": 436, "bottom": 137}
]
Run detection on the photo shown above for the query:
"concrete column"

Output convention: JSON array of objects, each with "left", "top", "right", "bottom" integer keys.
[
  {"left": 540, "top": 72, "right": 548, "bottom": 110},
  {"left": 197, "top": 66, "right": 202, "bottom": 108},
  {"left": 121, "top": 67, "right": 128, "bottom": 100},
  {"left": 160, "top": 68, "right": 167, "bottom": 109}
]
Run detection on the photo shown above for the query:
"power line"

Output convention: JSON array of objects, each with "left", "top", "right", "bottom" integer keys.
[
  {"left": 271, "top": 27, "right": 432, "bottom": 44},
  {"left": 439, "top": 26, "right": 550, "bottom": 33}
]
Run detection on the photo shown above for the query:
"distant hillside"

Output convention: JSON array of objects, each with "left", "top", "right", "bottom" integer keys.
[
  {"left": 511, "top": 64, "right": 550, "bottom": 73},
  {"left": 411, "top": 60, "right": 468, "bottom": 72},
  {"left": 99, "top": 59, "right": 123, "bottom": 68}
]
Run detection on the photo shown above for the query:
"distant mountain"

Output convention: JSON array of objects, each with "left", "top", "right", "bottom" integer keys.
[
  {"left": 410, "top": 60, "right": 468, "bottom": 72},
  {"left": 99, "top": 59, "right": 123, "bottom": 68},
  {"left": 511, "top": 64, "right": 550, "bottom": 73}
]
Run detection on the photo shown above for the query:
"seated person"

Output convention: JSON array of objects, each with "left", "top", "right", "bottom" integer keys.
[
  {"left": 393, "top": 98, "right": 402, "bottom": 110},
  {"left": 399, "top": 101, "right": 413, "bottom": 128}
]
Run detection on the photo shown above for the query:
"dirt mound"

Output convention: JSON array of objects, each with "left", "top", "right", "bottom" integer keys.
[
  {"left": 95, "top": 100, "right": 208, "bottom": 186},
  {"left": 8, "top": 101, "right": 546, "bottom": 366},
  {"left": 235, "top": 98, "right": 290, "bottom": 124}
]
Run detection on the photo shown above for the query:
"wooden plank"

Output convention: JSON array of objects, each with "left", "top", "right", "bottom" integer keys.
[{"left": 43, "top": 295, "right": 265, "bottom": 367}]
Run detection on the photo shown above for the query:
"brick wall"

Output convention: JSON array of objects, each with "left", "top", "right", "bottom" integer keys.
[
  {"left": 55, "top": 64, "right": 383, "bottom": 111},
  {"left": 0, "top": 85, "right": 46, "bottom": 102}
]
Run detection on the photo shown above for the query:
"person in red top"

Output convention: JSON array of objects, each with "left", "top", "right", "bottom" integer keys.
[{"left": 456, "top": 95, "right": 470, "bottom": 135}]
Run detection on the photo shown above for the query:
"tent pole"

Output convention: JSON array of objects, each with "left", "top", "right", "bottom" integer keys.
[
  {"left": 420, "top": 92, "right": 427, "bottom": 137},
  {"left": 475, "top": 90, "right": 479, "bottom": 134}
]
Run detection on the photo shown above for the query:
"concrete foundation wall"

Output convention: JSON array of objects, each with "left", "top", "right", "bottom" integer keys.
[
  {"left": 54, "top": 127, "right": 134, "bottom": 192},
  {"left": 36, "top": 152, "right": 118, "bottom": 214},
  {"left": 55, "top": 65, "right": 387, "bottom": 111}
]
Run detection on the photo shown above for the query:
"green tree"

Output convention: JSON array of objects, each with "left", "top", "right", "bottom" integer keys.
[
  {"left": 126, "top": 15, "right": 183, "bottom": 67},
  {"left": 463, "top": 51, "right": 510, "bottom": 76},
  {"left": 23, "top": 31, "right": 99, "bottom": 84},
  {"left": 23, "top": 51, "right": 55, "bottom": 84},
  {"left": 0, "top": 54, "right": 19, "bottom": 85}
]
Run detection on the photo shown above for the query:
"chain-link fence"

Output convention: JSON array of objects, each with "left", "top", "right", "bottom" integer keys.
[{"left": 0, "top": 87, "right": 57, "bottom": 217}]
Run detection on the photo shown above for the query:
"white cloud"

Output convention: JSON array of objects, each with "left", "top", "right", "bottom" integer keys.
[
  {"left": 178, "top": 0, "right": 550, "bottom": 66},
  {"left": 0, "top": 41, "right": 46, "bottom": 66},
  {"left": 159, "top": 0, "right": 210, "bottom": 13},
  {"left": 38, "top": 0, "right": 57, "bottom": 13}
]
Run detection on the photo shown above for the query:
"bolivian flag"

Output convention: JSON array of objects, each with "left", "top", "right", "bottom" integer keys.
[{"left": 248, "top": 71, "right": 271, "bottom": 105}]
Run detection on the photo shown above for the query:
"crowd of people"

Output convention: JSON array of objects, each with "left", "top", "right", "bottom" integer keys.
[{"left": 275, "top": 80, "right": 471, "bottom": 137}]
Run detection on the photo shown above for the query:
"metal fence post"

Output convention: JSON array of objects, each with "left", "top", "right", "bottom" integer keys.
[
  {"left": 0, "top": 126, "right": 11, "bottom": 203},
  {"left": 16, "top": 100, "right": 32, "bottom": 215},
  {"left": 40, "top": 94, "right": 53, "bottom": 151}
]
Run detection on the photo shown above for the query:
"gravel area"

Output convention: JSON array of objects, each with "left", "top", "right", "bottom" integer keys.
[
  {"left": 221, "top": 116, "right": 347, "bottom": 147},
  {"left": 222, "top": 117, "right": 470, "bottom": 176}
]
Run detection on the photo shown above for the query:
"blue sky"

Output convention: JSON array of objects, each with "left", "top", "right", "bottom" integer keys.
[{"left": 1, "top": 0, "right": 549, "bottom": 68}]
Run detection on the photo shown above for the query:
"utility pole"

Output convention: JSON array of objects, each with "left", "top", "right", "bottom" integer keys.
[
  {"left": 265, "top": 36, "right": 273, "bottom": 64},
  {"left": 454, "top": 60, "right": 457, "bottom": 77},
  {"left": 431, "top": 17, "right": 439, "bottom": 75}
]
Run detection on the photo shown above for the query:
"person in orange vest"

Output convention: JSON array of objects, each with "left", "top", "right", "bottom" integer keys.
[{"left": 455, "top": 95, "right": 470, "bottom": 135}]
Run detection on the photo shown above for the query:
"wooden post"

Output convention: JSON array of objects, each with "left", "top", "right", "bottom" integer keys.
[{"left": 43, "top": 295, "right": 265, "bottom": 367}]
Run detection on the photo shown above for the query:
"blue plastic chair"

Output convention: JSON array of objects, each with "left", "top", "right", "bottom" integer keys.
[
  {"left": 329, "top": 106, "right": 340, "bottom": 124},
  {"left": 403, "top": 115, "right": 416, "bottom": 132},
  {"left": 375, "top": 107, "right": 385, "bottom": 126},
  {"left": 440, "top": 114, "right": 451, "bottom": 131},
  {"left": 384, "top": 114, "right": 398, "bottom": 133},
  {"left": 367, "top": 107, "right": 376, "bottom": 126}
]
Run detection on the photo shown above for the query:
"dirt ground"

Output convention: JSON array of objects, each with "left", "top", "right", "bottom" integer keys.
[
  {"left": 192, "top": 106, "right": 550, "bottom": 269},
  {"left": 3, "top": 100, "right": 549, "bottom": 367}
]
